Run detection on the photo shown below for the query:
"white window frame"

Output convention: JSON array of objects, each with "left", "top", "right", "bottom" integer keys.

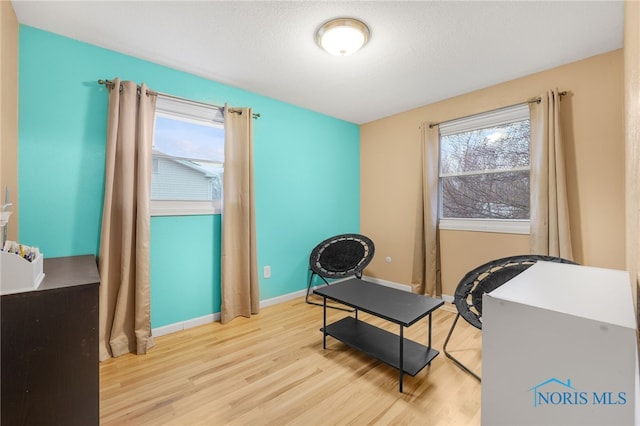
[
  {"left": 151, "top": 96, "right": 224, "bottom": 217},
  {"left": 151, "top": 200, "right": 221, "bottom": 217},
  {"left": 438, "top": 104, "right": 530, "bottom": 234}
]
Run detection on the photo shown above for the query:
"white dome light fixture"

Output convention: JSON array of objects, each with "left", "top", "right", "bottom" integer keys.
[{"left": 316, "top": 18, "right": 370, "bottom": 57}]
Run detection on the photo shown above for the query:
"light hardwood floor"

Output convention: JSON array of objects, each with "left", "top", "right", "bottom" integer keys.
[{"left": 100, "top": 296, "right": 482, "bottom": 425}]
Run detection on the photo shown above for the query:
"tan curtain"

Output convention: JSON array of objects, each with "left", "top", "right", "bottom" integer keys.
[
  {"left": 529, "top": 89, "right": 573, "bottom": 259},
  {"left": 98, "top": 79, "right": 156, "bottom": 361},
  {"left": 412, "top": 123, "right": 441, "bottom": 296},
  {"left": 220, "top": 106, "right": 259, "bottom": 324}
]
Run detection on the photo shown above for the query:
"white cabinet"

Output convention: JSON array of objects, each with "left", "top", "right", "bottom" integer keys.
[{"left": 482, "top": 261, "right": 639, "bottom": 426}]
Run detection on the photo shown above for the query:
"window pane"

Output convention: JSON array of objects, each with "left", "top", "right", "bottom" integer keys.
[
  {"left": 441, "top": 170, "right": 530, "bottom": 219},
  {"left": 152, "top": 115, "right": 224, "bottom": 201},
  {"left": 440, "top": 120, "right": 530, "bottom": 175}
]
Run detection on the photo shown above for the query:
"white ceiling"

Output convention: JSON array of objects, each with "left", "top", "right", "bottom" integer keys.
[{"left": 11, "top": 0, "right": 624, "bottom": 124}]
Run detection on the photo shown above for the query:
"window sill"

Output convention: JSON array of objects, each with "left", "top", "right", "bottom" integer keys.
[
  {"left": 151, "top": 200, "right": 221, "bottom": 216},
  {"left": 439, "top": 218, "right": 530, "bottom": 235}
]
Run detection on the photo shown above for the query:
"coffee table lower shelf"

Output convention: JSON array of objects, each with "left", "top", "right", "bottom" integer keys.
[{"left": 322, "top": 316, "right": 439, "bottom": 376}]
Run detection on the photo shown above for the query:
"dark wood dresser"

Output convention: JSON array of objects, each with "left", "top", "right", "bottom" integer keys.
[{"left": 1, "top": 255, "right": 100, "bottom": 426}]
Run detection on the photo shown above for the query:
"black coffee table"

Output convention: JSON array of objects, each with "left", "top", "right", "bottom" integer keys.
[{"left": 314, "top": 278, "right": 444, "bottom": 392}]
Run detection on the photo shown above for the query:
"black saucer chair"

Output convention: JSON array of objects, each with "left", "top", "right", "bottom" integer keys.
[
  {"left": 444, "top": 254, "right": 578, "bottom": 381},
  {"left": 306, "top": 233, "right": 375, "bottom": 311}
]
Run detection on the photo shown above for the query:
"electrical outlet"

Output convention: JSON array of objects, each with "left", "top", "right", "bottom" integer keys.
[{"left": 263, "top": 265, "right": 271, "bottom": 278}]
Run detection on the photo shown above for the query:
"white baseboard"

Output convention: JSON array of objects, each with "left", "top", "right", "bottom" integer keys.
[
  {"left": 152, "top": 312, "right": 221, "bottom": 337},
  {"left": 362, "top": 275, "right": 455, "bottom": 305},
  {"left": 152, "top": 286, "right": 313, "bottom": 337},
  {"left": 361, "top": 275, "right": 412, "bottom": 291},
  {"left": 259, "top": 288, "right": 309, "bottom": 308},
  {"left": 152, "top": 277, "right": 456, "bottom": 337}
]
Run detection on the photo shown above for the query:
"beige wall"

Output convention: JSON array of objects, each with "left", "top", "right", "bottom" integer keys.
[
  {"left": 624, "top": 0, "right": 640, "bottom": 319},
  {"left": 0, "top": 0, "right": 19, "bottom": 241},
  {"left": 439, "top": 231, "right": 530, "bottom": 296},
  {"left": 361, "top": 50, "right": 625, "bottom": 297}
]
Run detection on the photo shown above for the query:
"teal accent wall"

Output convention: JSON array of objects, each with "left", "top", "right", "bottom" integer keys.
[
  {"left": 18, "top": 26, "right": 360, "bottom": 328},
  {"left": 150, "top": 215, "right": 221, "bottom": 327}
]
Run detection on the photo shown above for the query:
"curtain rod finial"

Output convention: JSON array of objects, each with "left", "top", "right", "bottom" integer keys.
[{"left": 98, "top": 79, "right": 115, "bottom": 89}]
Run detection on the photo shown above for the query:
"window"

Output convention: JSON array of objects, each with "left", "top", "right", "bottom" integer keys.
[
  {"left": 151, "top": 96, "right": 224, "bottom": 216},
  {"left": 438, "top": 104, "right": 530, "bottom": 234}
]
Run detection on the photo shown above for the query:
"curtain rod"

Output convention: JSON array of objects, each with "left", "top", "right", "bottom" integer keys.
[
  {"left": 428, "top": 90, "right": 567, "bottom": 129},
  {"left": 98, "top": 79, "right": 261, "bottom": 119}
]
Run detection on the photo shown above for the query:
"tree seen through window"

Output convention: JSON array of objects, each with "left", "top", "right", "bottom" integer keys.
[{"left": 440, "top": 120, "right": 530, "bottom": 219}]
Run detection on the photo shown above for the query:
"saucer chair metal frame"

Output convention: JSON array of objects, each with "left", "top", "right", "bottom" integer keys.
[
  {"left": 306, "top": 233, "right": 375, "bottom": 311},
  {"left": 444, "top": 254, "right": 578, "bottom": 381}
]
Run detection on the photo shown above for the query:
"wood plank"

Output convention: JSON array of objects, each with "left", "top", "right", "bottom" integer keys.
[{"left": 100, "top": 297, "right": 482, "bottom": 425}]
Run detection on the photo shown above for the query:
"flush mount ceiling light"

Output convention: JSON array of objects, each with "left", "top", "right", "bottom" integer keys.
[{"left": 316, "top": 18, "right": 370, "bottom": 57}]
